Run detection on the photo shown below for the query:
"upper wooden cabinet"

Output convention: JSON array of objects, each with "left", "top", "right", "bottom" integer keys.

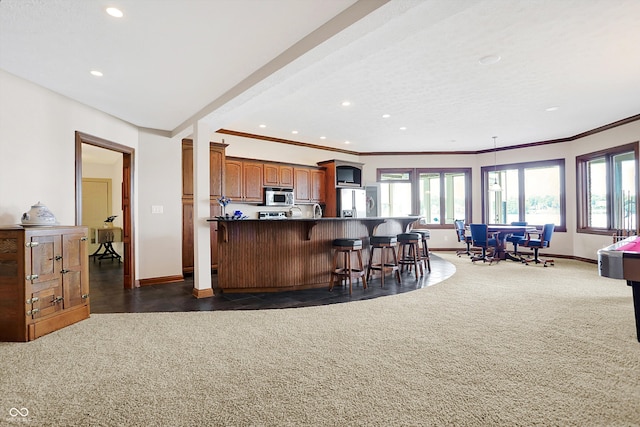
[
  {"left": 225, "top": 158, "right": 263, "bottom": 202},
  {"left": 294, "top": 168, "right": 310, "bottom": 202},
  {"left": 310, "top": 169, "right": 326, "bottom": 202},
  {"left": 264, "top": 164, "right": 294, "bottom": 187},
  {"left": 243, "top": 161, "right": 263, "bottom": 202},
  {"left": 182, "top": 140, "right": 226, "bottom": 198}
]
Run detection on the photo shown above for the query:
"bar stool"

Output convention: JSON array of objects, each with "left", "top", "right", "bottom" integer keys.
[
  {"left": 397, "top": 232, "right": 424, "bottom": 279},
  {"left": 329, "top": 238, "right": 367, "bottom": 295},
  {"left": 366, "top": 235, "right": 401, "bottom": 288},
  {"left": 412, "top": 229, "right": 431, "bottom": 273}
]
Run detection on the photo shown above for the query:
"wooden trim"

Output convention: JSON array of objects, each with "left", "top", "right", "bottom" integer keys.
[
  {"left": 75, "top": 131, "right": 136, "bottom": 289},
  {"left": 138, "top": 275, "right": 185, "bottom": 287},
  {"left": 218, "top": 129, "right": 361, "bottom": 156},
  {"left": 192, "top": 287, "right": 214, "bottom": 298}
]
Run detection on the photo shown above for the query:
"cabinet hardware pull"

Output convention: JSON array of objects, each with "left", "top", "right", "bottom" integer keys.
[
  {"left": 54, "top": 255, "right": 63, "bottom": 261},
  {"left": 80, "top": 236, "right": 88, "bottom": 241},
  {"left": 25, "top": 274, "right": 39, "bottom": 281},
  {"left": 25, "top": 297, "right": 40, "bottom": 304},
  {"left": 81, "top": 294, "right": 89, "bottom": 299},
  {"left": 52, "top": 296, "right": 64, "bottom": 303},
  {"left": 26, "top": 308, "right": 40, "bottom": 316},
  {"left": 60, "top": 269, "right": 70, "bottom": 274},
  {"left": 25, "top": 241, "right": 39, "bottom": 247}
]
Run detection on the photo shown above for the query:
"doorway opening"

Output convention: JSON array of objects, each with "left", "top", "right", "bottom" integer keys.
[{"left": 75, "top": 131, "right": 136, "bottom": 289}]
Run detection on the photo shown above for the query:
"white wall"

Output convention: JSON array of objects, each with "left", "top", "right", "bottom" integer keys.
[
  {"left": 137, "top": 129, "right": 184, "bottom": 279},
  {"left": 0, "top": 69, "right": 140, "bottom": 273}
]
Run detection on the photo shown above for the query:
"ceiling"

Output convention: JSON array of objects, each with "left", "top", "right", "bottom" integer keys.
[{"left": 2, "top": 0, "right": 639, "bottom": 154}]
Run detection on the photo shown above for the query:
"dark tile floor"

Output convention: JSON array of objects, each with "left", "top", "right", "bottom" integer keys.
[{"left": 89, "top": 253, "right": 455, "bottom": 313}]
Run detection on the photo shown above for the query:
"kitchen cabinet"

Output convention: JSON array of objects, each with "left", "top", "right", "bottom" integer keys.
[
  {"left": 243, "top": 161, "right": 263, "bottom": 202},
  {"left": 264, "top": 164, "right": 294, "bottom": 187},
  {"left": 310, "top": 169, "right": 326, "bottom": 202},
  {"left": 225, "top": 158, "right": 263, "bottom": 202},
  {"left": 294, "top": 168, "right": 310, "bottom": 202},
  {"left": 0, "top": 226, "right": 90, "bottom": 342},
  {"left": 293, "top": 167, "right": 325, "bottom": 204},
  {"left": 182, "top": 139, "right": 226, "bottom": 273}
]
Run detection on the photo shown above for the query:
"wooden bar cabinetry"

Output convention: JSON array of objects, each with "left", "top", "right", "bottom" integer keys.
[{"left": 0, "top": 226, "right": 90, "bottom": 342}]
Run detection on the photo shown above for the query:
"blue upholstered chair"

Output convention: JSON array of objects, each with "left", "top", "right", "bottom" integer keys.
[
  {"left": 518, "top": 223, "right": 555, "bottom": 267},
  {"left": 506, "top": 221, "right": 528, "bottom": 256},
  {"left": 469, "top": 224, "right": 498, "bottom": 264},
  {"left": 454, "top": 219, "right": 473, "bottom": 257}
]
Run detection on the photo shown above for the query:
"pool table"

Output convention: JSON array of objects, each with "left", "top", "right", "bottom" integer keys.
[{"left": 598, "top": 235, "right": 640, "bottom": 342}]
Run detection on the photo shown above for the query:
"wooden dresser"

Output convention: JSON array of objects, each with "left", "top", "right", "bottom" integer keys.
[{"left": 0, "top": 226, "right": 90, "bottom": 341}]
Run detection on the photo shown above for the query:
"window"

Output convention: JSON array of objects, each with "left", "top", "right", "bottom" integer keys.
[
  {"left": 577, "top": 143, "right": 638, "bottom": 234},
  {"left": 377, "top": 168, "right": 471, "bottom": 226},
  {"left": 482, "top": 159, "right": 566, "bottom": 230},
  {"left": 379, "top": 170, "right": 412, "bottom": 217}
]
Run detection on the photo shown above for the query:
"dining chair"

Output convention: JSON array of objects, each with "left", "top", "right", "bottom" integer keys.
[
  {"left": 454, "top": 219, "right": 474, "bottom": 257},
  {"left": 518, "top": 223, "right": 555, "bottom": 266},
  {"left": 469, "top": 223, "right": 498, "bottom": 264},
  {"left": 506, "top": 221, "right": 528, "bottom": 256}
]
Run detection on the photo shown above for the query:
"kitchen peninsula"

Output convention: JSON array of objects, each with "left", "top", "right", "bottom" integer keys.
[{"left": 207, "top": 217, "right": 419, "bottom": 293}]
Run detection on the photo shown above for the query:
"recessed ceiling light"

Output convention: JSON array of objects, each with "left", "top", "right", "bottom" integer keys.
[
  {"left": 479, "top": 55, "right": 501, "bottom": 65},
  {"left": 106, "top": 7, "right": 124, "bottom": 18},
  {"left": 546, "top": 106, "right": 559, "bottom": 112},
  {"left": 399, "top": 127, "right": 407, "bottom": 131},
  {"left": 90, "top": 70, "right": 103, "bottom": 77},
  {"left": 341, "top": 101, "right": 351, "bottom": 107},
  {"left": 259, "top": 124, "right": 266, "bottom": 128},
  {"left": 344, "top": 141, "right": 351, "bottom": 145},
  {"left": 292, "top": 130, "right": 298, "bottom": 134},
  {"left": 382, "top": 114, "right": 391, "bottom": 119},
  {"left": 320, "top": 136, "right": 326, "bottom": 140}
]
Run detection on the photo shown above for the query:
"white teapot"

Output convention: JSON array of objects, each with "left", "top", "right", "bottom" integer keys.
[{"left": 21, "top": 201, "right": 57, "bottom": 225}]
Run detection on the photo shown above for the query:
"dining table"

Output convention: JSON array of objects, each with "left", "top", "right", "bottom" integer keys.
[{"left": 485, "top": 224, "right": 538, "bottom": 261}]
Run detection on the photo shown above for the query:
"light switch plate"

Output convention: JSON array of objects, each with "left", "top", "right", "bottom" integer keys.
[{"left": 151, "top": 205, "right": 163, "bottom": 214}]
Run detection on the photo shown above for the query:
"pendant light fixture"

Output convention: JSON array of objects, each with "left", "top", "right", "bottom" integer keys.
[{"left": 488, "top": 136, "right": 502, "bottom": 192}]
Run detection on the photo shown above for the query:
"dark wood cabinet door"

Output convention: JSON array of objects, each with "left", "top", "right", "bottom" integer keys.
[
  {"left": 61, "top": 231, "right": 88, "bottom": 309},
  {"left": 225, "top": 160, "right": 243, "bottom": 200},
  {"left": 243, "top": 161, "right": 263, "bottom": 201},
  {"left": 210, "top": 146, "right": 224, "bottom": 197},
  {"left": 311, "top": 169, "right": 325, "bottom": 202},
  {"left": 280, "top": 166, "right": 294, "bottom": 187},
  {"left": 263, "top": 164, "right": 279, "bottom": 186},
  {"left": 294, "top": 168, "right": 310, "bottom": 202},
  {"left": 182, "top": 141, "right": 193, "bottom": 197}
]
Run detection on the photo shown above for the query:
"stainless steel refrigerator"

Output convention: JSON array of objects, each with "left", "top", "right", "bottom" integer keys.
[{"left": 337, "top": 188, "right": 366, "bottom": 218}]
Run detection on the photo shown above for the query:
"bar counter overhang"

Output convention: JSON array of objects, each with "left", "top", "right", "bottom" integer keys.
[{"left": 207, "top": 217, "right": 420, "bottom": 293}]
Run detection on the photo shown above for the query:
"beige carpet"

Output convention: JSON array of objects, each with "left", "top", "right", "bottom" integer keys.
[{"left": 1, "top": 252, "right": 639, "bottom": 426}]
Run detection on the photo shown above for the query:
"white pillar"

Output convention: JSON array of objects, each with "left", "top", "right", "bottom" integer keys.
[{"left": 192, "top": 120, "right": 213, "bottom": 297}]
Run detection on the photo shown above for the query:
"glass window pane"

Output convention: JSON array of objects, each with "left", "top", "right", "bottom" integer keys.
[
  {"left": 488, "top": 170, "right": 516, "bottom": 223},
  {"left": 587, "top": 158, "right": 607, "bottom": 228},
  {"left": 380, "top": 182, "right": 412, "bottom": 217},
  {"left": 419, "top": 173, "right": 440, "bottom": 224},
  {"left": 445, "top": 172, "right": 466, "bottom": 224},
  {"left": 524, "top": 165, "right": 561, "bottom": 225},
  {"left": 613, "top": 152, "right": 636, "bottom": 230},
  {"left": 380, "top": 172, "right": 410, "bottom": 181}
]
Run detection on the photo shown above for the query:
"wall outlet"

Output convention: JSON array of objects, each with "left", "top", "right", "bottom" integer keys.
[{"left": 151, "top": 205, "right": 163, "bottom": 214}]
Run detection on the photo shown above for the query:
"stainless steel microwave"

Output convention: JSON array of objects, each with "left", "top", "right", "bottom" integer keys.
[{"left": 264, "top": 187, "right": 294, "bottom": 207}]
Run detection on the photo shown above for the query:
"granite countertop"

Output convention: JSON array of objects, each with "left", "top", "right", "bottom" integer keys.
[{"left": 207, "top": 216, "right": 419, "bottom": 222}]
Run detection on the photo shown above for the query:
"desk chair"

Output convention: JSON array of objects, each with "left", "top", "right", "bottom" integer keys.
[
  {"left": 454, "top": 219, "right": 474, "bottom": 257},
  {"left": 518, "top": 223, "right": 555, "bottom": 267},
  {"left": 469, "top": 224, "right": 498, "bottom": 264},
  {"left": 506, "top": 221, "right": 527, "bottom": 256}
]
